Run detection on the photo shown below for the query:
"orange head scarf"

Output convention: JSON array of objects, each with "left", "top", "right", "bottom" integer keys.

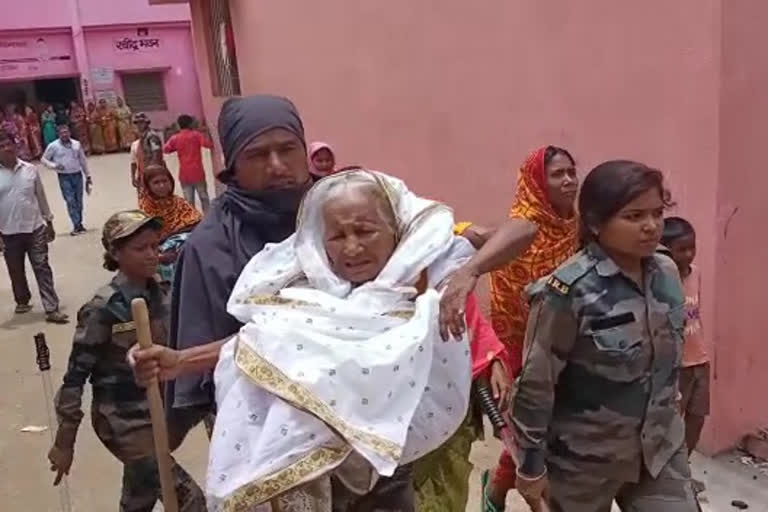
[
  {"left": 140, "top": 164, "right": 202, "bottom": 239},
  {"left": 489, "top": 146, "right": 580, "bottom": 375}
]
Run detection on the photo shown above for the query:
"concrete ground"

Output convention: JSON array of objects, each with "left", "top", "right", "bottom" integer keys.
[{"left": 1, "top": 152, "right": 766, "bottom": 511}]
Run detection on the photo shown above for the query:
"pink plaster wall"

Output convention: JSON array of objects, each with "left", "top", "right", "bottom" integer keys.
[
  {"left": 84, "top": 25, "right": 202, "bottom": 127},
  {"left": 188, "top": 0, "right": 748, "bottom": 453},
  {"left": 229, "top": 1, "right": 720, "bottom": 215},
  {"left": 1, "top": 0, "right": 188, "bottom": 31},
  {"left": 77, "top": 0, "right": 189, "bottom": 27},
  {"left": 0, "top": 4, "right": 69, "bottom": 31},
  {"left": 706, "top": 0, "right": 768, "bottom": 452},
  {"left": 0, "top": 31, "right": 78, "bottom": 81},
  {"left": 187, "top": 0, "right": 226, "bottom": 181},
  {"left": 185, "top": 0, "right": 766, "bottom": 453}
]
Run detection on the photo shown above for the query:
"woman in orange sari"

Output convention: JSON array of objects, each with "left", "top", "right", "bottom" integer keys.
[
  {"left": 98, "top": 99, "right": 119, "bottom": 152},
  {"left": 139, "top": 163, "right": 202, "bottom": 282},
  {"left": 69, "top": 101, "right": 90, "bottom": 154},
  {"left": 98, "top": 99, "right": 118, "bottom": 152},
  {"left": 11, "top": 106, "right": 31, "bottom": 160},
  {"left": 114, "top": 97, "right": 134, "bottom": 150},
  {"left": 134, "top": 129, "right": 164, "bottom": 205},
  {"left": 439, "top": 146, "right": 580, "bottom": 512},
  {"left": 24, "top": 105, "right": 43, "bottom": 158},
  {"left": 87, "top": 102, "right": 105, "bottom": 154}
]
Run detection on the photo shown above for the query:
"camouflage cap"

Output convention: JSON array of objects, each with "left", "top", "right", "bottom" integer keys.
[
  {"left": 132, "top": 112, "right": 150, "bottom": 125},
  {"left": 102, "top": 210, "right": 162, "bottom": 251}
]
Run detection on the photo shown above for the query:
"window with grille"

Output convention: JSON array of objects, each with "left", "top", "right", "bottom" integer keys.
[
  {"left": 205, "top": 0, "right": 241, "bottom": 96},
  {"left": 121, "top": 72, "right": 168, "bottom": 111}
]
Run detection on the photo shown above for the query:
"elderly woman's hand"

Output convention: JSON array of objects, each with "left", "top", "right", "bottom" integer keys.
[
  {"left": 127, "top": 344, "right": 182, "bottom": 386},
  {"left": 438, "top": 266, "right": 478, "bottom": 341}
]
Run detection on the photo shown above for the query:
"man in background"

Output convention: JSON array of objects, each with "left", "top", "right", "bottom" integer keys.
[
  {"left": 130, "top": 112, "right": 155, "bottom": 194},
  {"left": 163, "top": 114, "right": 213, "bottom": 213},
  {"left": 41, "top": 124, "right": 92, "bottom": 236},
  {"left": 0, "top": 129, "right": 68, "bottom": 323}
]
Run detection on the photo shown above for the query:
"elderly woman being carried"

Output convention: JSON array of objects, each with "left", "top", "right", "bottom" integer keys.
[{"left": 207, "top": 169, "right": 474, "bottom": 511}]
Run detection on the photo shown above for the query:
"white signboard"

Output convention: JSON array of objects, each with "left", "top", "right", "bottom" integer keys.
[{"left": 91, "top": 67, "right": 114, "bottom": 86}]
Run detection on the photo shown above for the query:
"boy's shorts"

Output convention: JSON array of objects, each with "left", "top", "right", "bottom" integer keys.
[{"left": 679, "top": 362, "right": 710, "bottom": 416}]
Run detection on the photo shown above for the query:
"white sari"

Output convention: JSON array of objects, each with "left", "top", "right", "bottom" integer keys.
[{"left": 208, "top": 170, "right": 473, "bottom": 511}]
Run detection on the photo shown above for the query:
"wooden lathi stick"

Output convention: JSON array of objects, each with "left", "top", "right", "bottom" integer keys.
[{"left": 131, "top": 298, "right": 179, "bottom": 512}]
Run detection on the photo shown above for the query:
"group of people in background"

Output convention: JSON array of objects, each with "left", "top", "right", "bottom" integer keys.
[
  {"left": 0, "top": 96, "right": 137, "bottom": 162},
  {"left": 0, "top": 100, "right": 216, "bottom": 332}
]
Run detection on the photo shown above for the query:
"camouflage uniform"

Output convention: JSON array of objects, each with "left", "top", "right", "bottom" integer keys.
[
  {"left": 53, "top": 272, "right": 206, "bottom": 511},
  {"left": 511, "top": 242, "right": 697, "bottom": 512}
]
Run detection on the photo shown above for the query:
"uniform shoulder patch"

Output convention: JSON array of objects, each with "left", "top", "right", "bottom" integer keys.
[
  {"left": 550, "top": 250, "right": 597, "bottom": 289},
  {"left": 546, "top": 275, "right": 571, "bottom": 295},
  {"left": 112, "top": 321, "right": 136, "bottom": 334},
  {"left": 525, "top": 277, "right": 548, "bottom": 300}
]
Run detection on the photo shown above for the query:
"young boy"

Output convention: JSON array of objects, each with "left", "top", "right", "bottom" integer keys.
[
  {"left": 163, "top": 115, "right": 213, "bottom": 214},
  {"left": 48, "top": 210, "right": 205, "bottom": 511},
  {"left": 662, "top": 217, "right": 709, "bottom": 460}
]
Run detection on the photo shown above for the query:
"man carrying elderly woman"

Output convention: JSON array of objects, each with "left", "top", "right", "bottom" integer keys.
[{"left": 129, "top": 95, "right": 511, "bottom": 511}]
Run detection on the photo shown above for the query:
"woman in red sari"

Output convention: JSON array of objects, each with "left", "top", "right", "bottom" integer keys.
[
  {"left": 98, "top": 99, "right": 119, "bottom": 152},
  {"left": 24, "top": 105, "right": 43, "bottom": 159},
  {"left": 69, "top": 101, "right": 90, "bottom": 154},
  {"left": 11, "top": 106, "right": 31, "bottom": 160}
]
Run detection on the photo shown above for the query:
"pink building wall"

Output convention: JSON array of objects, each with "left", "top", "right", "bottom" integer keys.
[
  {"left": 84, "top": 24, "right": 202, "bottom": 126},
  {"left": 0, "top": 0, "right": 201, "bottom": 127},
  {"left": 3, "top": 0, "right": 188, "bottom": 31},
  {"left": 710, "top": 0, "right": 768, "bottom": 453},
  {"left": 180, "top": 0, "right": 766, "bottom": 454},
  {"left": 0, "top": 31, "right": 78, "bottom": 81}
]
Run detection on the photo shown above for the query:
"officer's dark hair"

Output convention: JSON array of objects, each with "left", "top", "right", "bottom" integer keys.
[
  {"left": 544, "top": 145, "right": 575, "bottom": 167},
  {"left": 579, "top": 160, "right": 673, "bottom": 244},
  {"left": 177, "top": 114, "right": 194, "bottom": 129},
  {"left": 56, "top": 123, "right": 70, "bottom": 132},
  {"left": 102, "top": 224, "right": 162, "bottom": 272},
  {"left": 661, "top": 216, "right": 695, "bottom": 246}
]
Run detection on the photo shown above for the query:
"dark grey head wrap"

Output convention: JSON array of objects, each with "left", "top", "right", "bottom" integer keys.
[
  {"left": 217, "top": 95, "right": 305, "bottom": 181},
  {"left": 167, "top": 95, "right": 309, "bottom": 410}
]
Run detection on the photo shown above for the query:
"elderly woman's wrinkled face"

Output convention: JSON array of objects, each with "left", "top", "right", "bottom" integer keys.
[{"left": 323, "top": 186, "right": 397, "bottom": 284}]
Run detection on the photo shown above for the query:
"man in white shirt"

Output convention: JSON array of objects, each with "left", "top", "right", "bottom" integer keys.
[
  {"left": 41, "top": 124, "right": 92, "bottom": 236},
  {"left": 0, "top": 129, "right": 68, "bottom": 323}
]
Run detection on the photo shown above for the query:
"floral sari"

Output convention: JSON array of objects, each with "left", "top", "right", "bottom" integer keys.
[
  {"left": 69, "top": 103, "right": 90, "bottom": 153},
  {"left": 87, "top": 103, "right": 105, "bottom": 154},
  {"left": 489, "top": 147, "right": 579, "bottom": 376},
  {"left": 115, "top": 101, "right": 134, "bottom": 150},
  {"left": 14, "top": 112, "right": 31, "bottom": 160},
  {"left": 25, "top": 107, "right": 43, "bottom": 158},
  {"left": 100, "top": 105, "right": 119, "bottom": 152},
  {"left": 487, "top": 146, "right": 580, "bottom": 496}
]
